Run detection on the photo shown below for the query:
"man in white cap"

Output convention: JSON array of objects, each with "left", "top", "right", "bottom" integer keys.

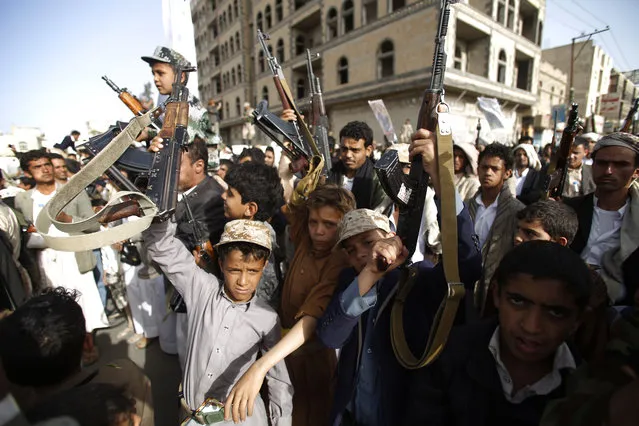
[{"left": 564, "top": 132, "right": 639, "bottom": 305}]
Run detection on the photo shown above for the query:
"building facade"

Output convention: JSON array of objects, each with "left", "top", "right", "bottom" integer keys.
[
  {"left": 192, "top": 0, "right": 545, "bottom": 146},
  {"left": 601, "top": 69, "right": 638, "bottom": 132},
  {"left": 542, "top": 39, "right": 613, "bottom": 119}
]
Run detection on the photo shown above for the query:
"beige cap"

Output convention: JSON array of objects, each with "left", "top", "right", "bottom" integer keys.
[
  {"left": 215, "top": 220, "right": 272, "bottom": 251},
  {"left": 335, "top": 209, "right": 391, "bottom": 248},
  {"left": 385, "top": 143, "right": 410, "bottom": 164}
]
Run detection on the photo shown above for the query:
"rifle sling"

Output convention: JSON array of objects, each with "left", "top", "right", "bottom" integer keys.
[
  {"left": 35, "top": 111, "right": 159, "bottom": 252},
  {"left": 278, "top": 77, "right": 321, "bottom": 158},
  {"left": 390, "top": 113, "right": 465, "bottom": 369}
]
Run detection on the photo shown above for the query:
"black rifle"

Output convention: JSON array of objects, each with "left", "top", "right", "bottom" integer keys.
[
  {"left": 542, "top": 103, "right": 580, "bottom": 200},
  {"left": 621, "top": 98, "right": 638, "bottom": 133},
  {"left": 306, "top": 49, "right": 332, "bottom": 177},
  {"left": 183, "top": 196, "right": 214, "bottom": 267},
  {"left": 79, "top": 65, "right": 196, "bottom": 223},
  {"left": 374, "top": 0, "right": 454, "bottom": 267}
]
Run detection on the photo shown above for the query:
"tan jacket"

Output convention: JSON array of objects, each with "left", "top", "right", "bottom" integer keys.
[{"left": 14, "top": 188, "right": 98, "bottom": 274}]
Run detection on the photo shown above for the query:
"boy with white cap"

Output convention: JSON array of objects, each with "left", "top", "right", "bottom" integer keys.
[
  {"left": 316, "top": 129, "right": 482, "bottom": 426},
  {"left": 143, "top": 219, "right": 293, "bottom": 425}
]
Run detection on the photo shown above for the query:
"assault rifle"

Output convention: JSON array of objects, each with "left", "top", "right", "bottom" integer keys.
[
  {"left": 253, "top": 29, "right": 321, "bottom": 173},
  {"left": 183, "top": 196, "right": 215, "bottom": 267},
  {"left": 84, "top": 65, "right": 196, "bottom": 223},
  {"left": 102, "top": 76, "right": 161, "bottom": 131},
  {"left": 305, "top": 49, "right": 332, "bottom": 176},
  {"left": 621, "top": 98, "right": 638, "bottom": 133},
  {"left": 542, "top": 103, "right": 580, "bottom": 200},
  {"left": 550, "top": 110, "right": 559, "bottom": 153},
  {"left": 375, "top": 0, "right": 462, "bottom": 369}
]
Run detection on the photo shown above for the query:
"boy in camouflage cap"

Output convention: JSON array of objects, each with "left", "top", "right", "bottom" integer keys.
[
  {"left": 142, "top": 218, "right": 292, "bottom": 425},
  {"left": 316, "top": 128, "right": 482, "bottom": 426},
  {"left": 139, "top": 45, "right": 219, "bottom": 163}
]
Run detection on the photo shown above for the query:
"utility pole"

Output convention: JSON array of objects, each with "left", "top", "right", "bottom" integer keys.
[{"left": 569, "top": 26, "right": 609, "bottom": 105}]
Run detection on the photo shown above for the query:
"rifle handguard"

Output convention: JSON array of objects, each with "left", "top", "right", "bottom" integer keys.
[{"left": 291, "top": 156, "right": 324, "bottom": 206}]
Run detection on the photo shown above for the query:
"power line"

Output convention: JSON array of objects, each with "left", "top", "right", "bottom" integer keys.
[
  {"left": 570, "top": 0, "right": 609, "bottom": 28},
  {"left": 608, "top": 30, "right": 633, "bottom": 71},
  {"left": 545, "top": 15, "right": 583, "bottom": 35}
]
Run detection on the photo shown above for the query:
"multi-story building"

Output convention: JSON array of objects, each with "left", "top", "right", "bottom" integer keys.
[
  {"left": 600, "top": 69, "right": 638, "bottom": 132},
  {"left": 531, "top": 60, "right": 566, "bottom": 143},
  {"left": 193, "top": 0, "right": 545, "bottom": 145},
  {"left": 542, "top": 39, "right": 613, "bottom": 119}
]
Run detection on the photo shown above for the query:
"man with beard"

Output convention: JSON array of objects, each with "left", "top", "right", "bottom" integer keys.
[
  {"left": 563, "top": 132, "right": 639, "bottom": 306},
  {"left": 511, "top": 142, "right": 543, "bottom": 205},
  {"left": 328, "top": 121, "right": 392, "bottom": 215},
  {"left": 47, "top": 153, "right": 68, "bottom": 186}
]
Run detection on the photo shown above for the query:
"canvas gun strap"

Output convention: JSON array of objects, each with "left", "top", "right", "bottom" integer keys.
[
  {"left": 35, "top": 111, "right": 159, "bottom": 252},
  {"left": 278, "top": 77, "right": 321, "bottom": 158},
  {"left": 390, "top": 110, "right": 465, "bottom": 369}
]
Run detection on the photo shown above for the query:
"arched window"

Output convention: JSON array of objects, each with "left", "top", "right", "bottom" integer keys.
[
  {"left": 236, "top": 31, "right": 241, "bottom": 51},
  {"left": 275, "top": 0, "right": 283, "bottom": 22},
  {"left": 338, "top": 57, "right": 348, "bottom": 84},
  {"left": 276, "top": 39, "right": 285, "bottom": 63},
  {"left": 222, "top": 11, "right": 227, "bottom": 29},
  {"left": 497, "top": 49, "right": 507, "bottom": 84},
  {"left": 295, "top": 35, "right": 305, "bottom": 56},
  {"left": 230, "top": 36, "right": 235, "bottom": 54},
  {"left": 232, "top": 69, "right": 236, "bottom": 86},
  {"left": 362, "top": 0, "right": 378, "bottom": 25},
  {"left": 297, "top": 78, "right": 305, "bottom": 100},
  {"left": 377, "top": 40, "right": 394, "bottom": 78},
  {"left": 237, "top": 65, "right": 242, "bottom": 82},
  {"left": 225, "top": 102, "right": 230, "bottom": 120},
  {"left": 265, "top": 5, "right": 272, "bottom": 29},
  {"left": 507, "top": 0, "right": 515, "bottom": 29},
  {"left": 228, "top": 5, "right": 233, "bottom": 22},
  {"left": 327, "top": 8, "right": 338, "bottom": 40},
  {"left": 262, "top": 86, "right": 269, "bottom": 104},
  {"left": 257, "top": 12, "right": 263, "bottom": 30},
  {"left": 389, "top": 0, "right": 405, "bottom": 13},
  {"left": 215, "top": 76, "right": 221, "bottom": 93},
  {"left": 222, "top": 74, "right": 227, "bottom": 89},
  {"left": 234, "top": 0, "right": 239, "bottom": 18},
  {"left": 236, "top": 97, "right": 241, "bottom": 116},
  {"left": 258, "top": 50, "right": 265, "bottom": 73},
  {"left": 225, "top": 41, "right": 229, "bottom": 58},
  {"left": 342, "top": 1, "right": 354, "bottom": 34}
]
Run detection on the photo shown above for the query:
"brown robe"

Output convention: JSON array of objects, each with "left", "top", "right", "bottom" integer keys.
[{"left": 280, "top": 206, "right": 350, "bottom": 426}]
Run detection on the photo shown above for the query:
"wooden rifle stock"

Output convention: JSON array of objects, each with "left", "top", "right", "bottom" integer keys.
[
  {"left": 543, "top": 103, "right": 580, "bottom": 200},
  {"left": 272, "top": 77, "right": 292, "bottom": 110},
  {"left": 98, "top": 199, "right": 143, "bottom": 224},
  {"left": 621, "top": 98, "right": 638, "bottom": 133}
]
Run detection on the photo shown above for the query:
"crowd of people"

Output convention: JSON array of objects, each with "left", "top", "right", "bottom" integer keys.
[{"left": 0, "top": 46, "right": 638, "bottom": 426}]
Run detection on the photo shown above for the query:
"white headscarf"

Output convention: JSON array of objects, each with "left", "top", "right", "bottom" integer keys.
[{"left": 512, "top": 143, "right": 541, "bottom": 171}]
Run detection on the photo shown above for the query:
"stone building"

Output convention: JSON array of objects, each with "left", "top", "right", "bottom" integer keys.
[
  {"left": 192, "top": 0, "right": 545, "bottom": 145},
  {"left": 542, "top": 39, "right": 613, "bottom": 119},
  {"left": 601, "top": 69, "right": 638, "bottom": 132},
  {"left": 532, "top": 60, "right": 566, "bottom": 144}
]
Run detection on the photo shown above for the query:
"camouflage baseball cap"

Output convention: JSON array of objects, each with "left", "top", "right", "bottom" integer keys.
[
  {"left": 141, "top": 46, "right": 192, "bottom": 68},
  {"left": 215, "top": 220, "right": 272, "bottom": 252},
  {"left": 335, "top": 209, "right": 391, "bottom": 248}
]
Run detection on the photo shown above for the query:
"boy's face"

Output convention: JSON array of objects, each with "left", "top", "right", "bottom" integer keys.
[
  {"left": 222, "top": 187, "right": 252, "bottom": 220},
  {"left": 217, "top": 164, "right": 229, "bottom": 180},
  {"left": 514, "top": 219, "right": 555, "bottom": 246},
  {"left": 151, "top": 62, "right": 176, "bottom": 95},
  {"left": 308, "top": 206, "right": 343, "bottom": 252},
  {"left": 342, "top": 228, "right": 388, "bottom": 273},
  {"left": 264, "top": 150, "right": 275, "bottom": 166},
  {"left": 493, "top": 273, "right": 580, "bottom": 364},
  {"left": 220, "top": 250, "right": 267, "bottom": 303},
  {"left": 478, "top": 155, "right": 511, "bottom": 190},
  {"left": 568, "top": 143, "right": 587, "bottom": 169},
  {"left": 453, "top": 147, "right": 467, "bottom": 174},
  {"left": 514, "top": 148, "right": 529, "bottom": 169}
]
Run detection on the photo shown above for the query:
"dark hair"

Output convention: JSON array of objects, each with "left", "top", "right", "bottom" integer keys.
[
  {"left": 26, "top": 383, "right": 135, "bottom": 426},
  {"left": 18, "top": 176, "right": 36, "bottom": 189},
  {"left": 339, "top": 121, "right": 374, "bottom": 148},
  {"left": 46, "top": 153, "right": 65, "bottom": 161},
  {"left": 518, "top": 136, "right": 533, "bottom": 144},
  {"left": 307, "top": 184, "right": 356, "bottom": 215},
  {"left": 0, "top": 288, "right": 86, "bottom": 386},
  {"left": 493, "top": 240, "right": 592, "bottom": 310},
  {"left": 225, "top": 162, "right": 283, "bottom": 221},
  {"left": 516, "top": 201, "right": 578, "bottom": 244},
  {"left": 220, "top": 158, "right": 234, "bottom": 169},
  {"left": 478, "top": 143, "right": 513, "bottom": 170},
  {"left": 217, "top": 241, "right": 270, "bottom": 263},
  {"left": 543, "top": 143, "right": 553, "bottom": 153},
  {"left": 238, "top": 147, "right": 266, "bottom": 164},
  {"left": 573, "top": 136, "right": 589, "bottom": 149},
  {"left": 265, "top": 146, "right": 275, "bottom": 154},
  {"left": 65, "top": 158, "right": 81, "bottom": 174},
  {"left": 91, "top": 198, "right": 108, "bottom": 208},
  {"left": 185, "top": 138, "right": 209, "bottom": 165},
  {"left": 19, "top": 149, "right": 50, "bottom": 173},
  {"left": 70, "top": 130, "right": 80, "bottom": 136}
]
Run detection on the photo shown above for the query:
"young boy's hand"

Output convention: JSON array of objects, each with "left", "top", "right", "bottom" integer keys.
[
  {"left": 366, "top": 236, "right": 409, "bottom": 275},
  {"left": 224, "top": 362, "right": 268, "bottom": 423},
  {"left": 410, "top": 128, "right": 441, "bottom": 197}
]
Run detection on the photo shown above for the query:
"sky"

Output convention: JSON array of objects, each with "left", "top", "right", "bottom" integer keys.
[{"left": 1, "top": 0, "right": 638, "bottom": 145}]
